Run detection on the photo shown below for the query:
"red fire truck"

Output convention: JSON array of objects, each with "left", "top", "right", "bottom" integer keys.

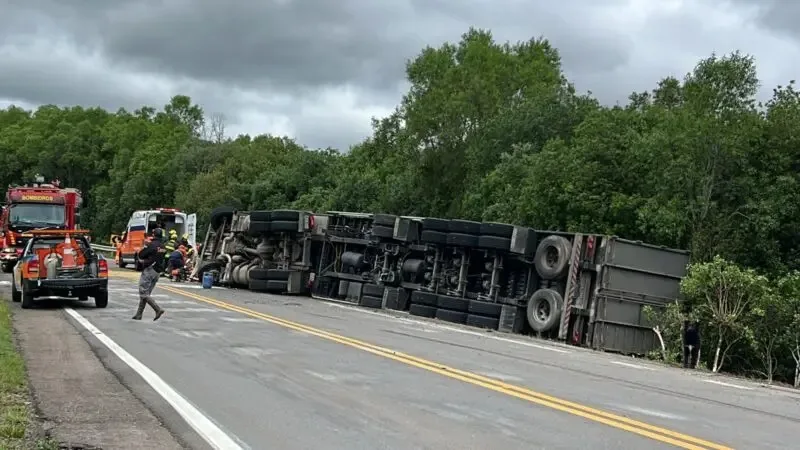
[{"left": 0, "top": 177, "right": 82, "bottom": 273}]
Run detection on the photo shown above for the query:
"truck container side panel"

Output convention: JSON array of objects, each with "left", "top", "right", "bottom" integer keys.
[
  {"left": 602, "top": 265, "right": 682, "bottom": 300},
  {"left": 604, "top": 238, "right": 690, "bottom": 279},
  {"left": 591, "top": 307, "right": 659, "bottom": 355}
]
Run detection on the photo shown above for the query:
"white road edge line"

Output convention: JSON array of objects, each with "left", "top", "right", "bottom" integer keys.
[
  {"left": 610, "top": 361, "right": 655, "bottom": 371},
  {"left": 325, "top": 302, "right": 571, "bottom": 354},
  {"left": 64, "top": 308, "right": 246, "bottom": 450},
  {"left": 702, "top": 379, "right": 753, "bottom": 390}
]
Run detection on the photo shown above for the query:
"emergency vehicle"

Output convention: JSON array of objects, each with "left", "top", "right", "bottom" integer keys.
[
  {"left": 112, "top": 208, "right": 196, "bottom": 270},
  {"left": 0, "top": 176, "right": 82, "bottom": 273}
]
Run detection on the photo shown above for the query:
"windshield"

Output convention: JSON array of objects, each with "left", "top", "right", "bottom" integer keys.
[{"left": 10, "top": 204, "right": 66, "bottom": 227}]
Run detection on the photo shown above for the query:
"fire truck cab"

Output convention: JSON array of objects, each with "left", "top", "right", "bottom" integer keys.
[
  {"left": 0, "top": 178, "right": 82, "bottom": 273},
  {"left": 113, "top": 208, "right": 196, "bottom": 270}
]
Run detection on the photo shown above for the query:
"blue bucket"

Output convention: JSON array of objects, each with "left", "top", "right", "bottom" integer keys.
[{"left": 202, "top": 272, "right": 214, "bottom": 289}]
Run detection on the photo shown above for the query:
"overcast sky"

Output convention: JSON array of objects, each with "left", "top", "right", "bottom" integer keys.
[{"left": 0, "top": 0, "right": 797, "bottom": 151}]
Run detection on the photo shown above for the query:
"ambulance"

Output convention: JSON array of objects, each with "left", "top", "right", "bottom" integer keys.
[{"left": 112, "top": 208, "right": 196, "bottom": 270}]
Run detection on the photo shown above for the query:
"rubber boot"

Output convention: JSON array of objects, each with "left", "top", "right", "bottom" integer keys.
[
  {"left": 132, "top": 298, "right": 146, "bottom": 320},
  {"left": 147, "top": 297, "right": 165, "bottom": 321}
]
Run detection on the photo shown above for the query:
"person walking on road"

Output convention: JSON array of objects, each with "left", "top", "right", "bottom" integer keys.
[{"left": 133, "top": 228, "right": 166, "bottom": 321}]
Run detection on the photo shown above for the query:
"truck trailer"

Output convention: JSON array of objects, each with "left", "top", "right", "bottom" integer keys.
[{"left": 193, "top": 207, "right": 689, "bottom": 355}]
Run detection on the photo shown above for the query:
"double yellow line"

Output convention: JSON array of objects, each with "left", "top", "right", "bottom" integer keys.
[{"left": 114, "top": 272, "right": 733, "bottom": 449}]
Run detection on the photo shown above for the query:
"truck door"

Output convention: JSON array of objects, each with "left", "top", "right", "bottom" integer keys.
[{"left": 186, "top": 213, "right": 197, "bottom": 247}]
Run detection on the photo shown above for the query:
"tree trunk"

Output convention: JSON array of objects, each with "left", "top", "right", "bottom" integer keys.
[
  {"left": 654, "top": 326, "right": 667, "bottom": 361},
  {"left": 712, "top": 334, "right": 723, "bottom": 373}
]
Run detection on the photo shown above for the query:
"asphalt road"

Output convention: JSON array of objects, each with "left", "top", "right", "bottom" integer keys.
[{"left": 3, "top": 269, "right": 800, "bottom": 450}]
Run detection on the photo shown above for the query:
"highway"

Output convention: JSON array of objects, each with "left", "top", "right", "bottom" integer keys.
[{"left": 3, "top": 269, "right": 800, "bottom": 450}]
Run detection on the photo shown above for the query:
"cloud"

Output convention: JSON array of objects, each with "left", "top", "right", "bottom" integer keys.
[{"left": 2, "top": 0, "right": 800, "bottom": 150}]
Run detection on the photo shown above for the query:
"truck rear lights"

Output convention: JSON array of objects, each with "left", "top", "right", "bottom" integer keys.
[
  {"left": 25, "top": 257, "right": 39, "bottom": 278},
  {"left": 98, "top": 258, "right": 108, "bottom": 278}
]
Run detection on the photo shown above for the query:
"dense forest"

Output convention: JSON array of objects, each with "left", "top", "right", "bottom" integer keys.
[{"left": 1, "top": 28, "right": 799, "bottom": 385}]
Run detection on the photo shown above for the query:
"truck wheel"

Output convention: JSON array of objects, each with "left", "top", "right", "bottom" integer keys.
[
  {"left": 11, "top": 280, "right": 21, "bottom": 303},
  {"left": 20, "top": 285, "right": 34, "bottom": 309},
  {"left": 526, "top": 289, "right": 563, "bottom": 333},
  {"left": 210, "top": 206, "right": 236, "bottom": 229},
  {"left": 446, "top": 233, "right": 478, "bottom": 248},
  {"left": 435, "top": 309, "right": 468, "bottom": 324},
  {"left": 533, "top": 235, "right": 572, "bottom": 279},
  {"left": 94, "top": 291, "right": 109, "bottom": 308},
  {"left": 118, "top": 257, "right": 127, "bottom": 269},
  {"left": 466, "top": 314, "right": 500, "bottom": 330},
  {"left": 479, "top": 222, "right": 514, "bottom": 238},
  {"left": 448, "top": 220, "right": 481, "bottom": 235},
  {"left": 478, "top": 235, "right": 511, "bottom": 252},
  {"left": 373, "top": 214, "right": 397, "bottom": 227},
  {"left": 420, "top": 230, "right": 446, "bottom": 245},
  {"left": 270, "top": 221, "right": 299, "bottom": 233},
  {"left": 372, "top": 225, "right": 394, "bottom": 239}
]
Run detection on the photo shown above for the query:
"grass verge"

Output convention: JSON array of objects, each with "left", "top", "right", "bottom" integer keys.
[{"left": 0, "top": 299, "right": 58, "bottom": 450}]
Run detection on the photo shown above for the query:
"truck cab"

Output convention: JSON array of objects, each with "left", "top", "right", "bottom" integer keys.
[{"left": 114, "top": 208, "right": 196, "bottom": 270}]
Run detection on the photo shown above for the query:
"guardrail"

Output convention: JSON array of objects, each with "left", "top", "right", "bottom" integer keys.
[{"left": 90, "top": 244, "right": 116, "bottom": 253}]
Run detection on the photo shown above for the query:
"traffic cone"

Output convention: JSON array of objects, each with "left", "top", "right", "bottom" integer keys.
[{"left": 62, "top": 233, "right": 76, "bottom": 268}]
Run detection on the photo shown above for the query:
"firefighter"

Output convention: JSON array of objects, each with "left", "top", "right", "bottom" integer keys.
[
  {"left": 167, "top": 245, "right": 187, "bottom": 281},
  {"left": 163, "top": 229, "right": 178, "bottom": 275}
]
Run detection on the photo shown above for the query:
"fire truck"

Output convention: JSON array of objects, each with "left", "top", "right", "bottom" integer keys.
[{"left": 0, "top": 176, "right": 82, "bottom": 273}]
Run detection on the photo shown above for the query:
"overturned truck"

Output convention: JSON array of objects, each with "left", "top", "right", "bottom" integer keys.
[{"left": 193, "top": 208, "right": 689, "bottom": 355}]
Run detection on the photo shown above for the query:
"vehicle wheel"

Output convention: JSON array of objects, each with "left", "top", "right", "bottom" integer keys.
[
  {"left": 265, "top": 280, "right": 288, "bottom": 292},
  {"left": 362, "top": 283, "right": 385, "bottom": 298},
  {"left": 359, "top": 295, "right": 383, "bottom": 309},
  {"left": 249, "top": 210, "right": 272, "bottom": 222},
  {"left": 435, "top": 309, "right": 468, "bottom": 324},
  {"left": 467, "top": 300, "right": 502, "bottom": 318},
  {"left": 446, "top": 233, "right": 478, "bottom": 248},
  {"left": 118, "top": 256, "right": 127, "bottom": 269},
  {"left": 269, "top": 210, "right": 302, "bottom": 221},
  {"left": 20, "top": 285, "right": 34, "bottom": 309},
  {"left": 448, "top": 220, "right": 481, "bottom": 235},
  {"left": 466, "top": 314, "right": 500, "bottom": 330},
  {"left": 421, "top": 218, "right": 449, "bottom": 232},
  {"left": 270, "top": 220, "right": 299, "bottom": 233},
  {"left": 94, "top": 291, "right": 109, "bottom": 308},
  {"left": 0, "top": 263, "right": 11, "bottom": 274},
  {"left": 248, "top": 221, "right": 271, "bottom": 235},
  {"left": 534, "top": 235, "right": 572, "bottom": 279},
  {"left": 526, "top": 289, "right": 563, "bottom": 333},
  {"left": 420, "top": 230, "right": 446, "bottom": 245},
  {"left": 210, "top": 206, "right": 236, "bottom": 229},
  {"left": 249, "top": 279, "right": 269, "bottom": 291},
  {"left": 436, "top": 295, "right": 469, "bottom": 313},
  {"left": 266, "top": 269, "right": 291, "bottom": 280},
  {"left": 372, "top": 225, "right": 394, "bottom": 239},
  {"left": 373, "top": 214, "right": 397, "bottom": 227},
  {"left": 479, "top": 222, "right": 514, "bottom": 238},
  {"left": 409, "top": 304, "right": 436, "bottom": 318},
  {"left": 249, "top": 268, "right": 270, "bottom": 281},
  {"left": 11, "top": 280, "right": 21, "bottom": 303},
  {"left": 478, "top": 235, "right": 512, "bottom": 252},
  {"left": 410, "top": 291, "right": 437, "bottom": 307}
]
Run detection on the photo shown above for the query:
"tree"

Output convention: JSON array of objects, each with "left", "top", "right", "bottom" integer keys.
[{"left": 680, "top": 256, "right": 768, "bottom": 373}]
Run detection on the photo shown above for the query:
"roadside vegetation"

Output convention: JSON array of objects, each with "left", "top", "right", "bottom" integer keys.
[{"left": 2, "top": 27, "right": 800, "bottom": 386}]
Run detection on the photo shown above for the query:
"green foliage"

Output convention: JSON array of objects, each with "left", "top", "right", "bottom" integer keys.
[{"left": 3, "top": 28, "right": 800, "bottom": 385}]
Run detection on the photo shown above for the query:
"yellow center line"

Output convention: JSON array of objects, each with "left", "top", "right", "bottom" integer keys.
[{"left": 112, "top": 272, "right": 734, "bottom": 450}]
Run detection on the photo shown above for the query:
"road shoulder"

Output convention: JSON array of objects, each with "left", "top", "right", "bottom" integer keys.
[{"left": 13, "top": 306, "right": 188, "bottom": 449}]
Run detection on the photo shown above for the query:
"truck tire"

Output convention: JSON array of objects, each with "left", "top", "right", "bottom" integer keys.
[
  {"left": 270, "top": 210, "right": 301, "bottom": 221},
  {"left": 362, "top": 284, "right": 385, "bottom": 298},
  {"left": 446, "top": 233, "right": 478, "bottom": 248},
  {"left": 421, "top": 218, "right": 449, "bottom": 232},
  {"left": 467, "top": 300, "right": 502, "bottom": 318},
  {"left": 249, "top": 268, "right": 270, "bottom": 280},
  {"left": 478, "top": 235, "right": 511, "bottom": 252},
  {"left": 20, "top": 285, "right": 34, "bottom": 309},
  {"left": 267, "top": 269, "right": 291, "bottom": 280},
  {"left": 420, "top": 230, "right": 446, "bottom": 245},
  {"left": 534, "top": 235, "right": 572, "bottom": 279},
  {"left": 250, "top": 210, "right": 271, "bottom": 222},
  {"left": 448, "top": 220, "right": 481, "bottom": 234},
  {"left": 210, "top": 206, "right": 236, "bottom": 229},
  {"left": 11, "top": 280, "right": 21, "bottom": 303},
  {"left": 480, "top": 222, "right": 514, "bottom": 238},
  {"left": 410, "top": 290, "right": 437, "bottom": 307},
  {"left": 271, "top": 220, "right": 299, "bottom": 233},
  {"left": 409, "top": 304, "right": 436, "bottom": 318},
  {"left": 435, "top": 309, "right": 468, "bottom": 324},
  {"left": 359, "top": 295, "right": 383, "bottom": 309},
  {"left": 94, "top": 291, "right": 109, "bottom": 308},
  {"left": 436, "top": 295, "right": 469, "bottom": 313},
  {"left": 249, "top": 220, "right": 271, "bottom": 235},
  {"left": 527, "top": 289, "right": 563, "bottom": 333},
  {"left": 466, "top": 314, "right": 500, "bottom": 330},
  {"left": 266, "top": 280, "right": 288, "bottom": 292},
  {"left": 372, "top": 225, "right": 394, "bottom": 239},
  {"left": 373, "top": 214, "right": 397, "bottom": 227}
]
